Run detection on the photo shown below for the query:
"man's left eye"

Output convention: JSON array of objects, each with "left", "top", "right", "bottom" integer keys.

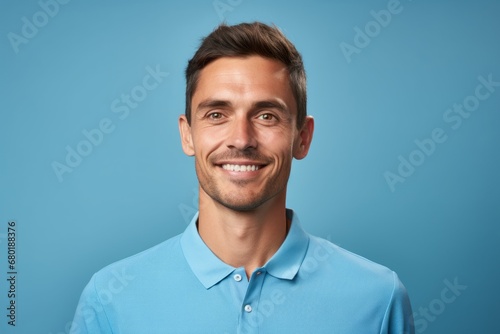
[
  {"left": 208, "top": 112, "right": 223, "bottom": 119},
  {"left": 258, "top": 113, "right": 275, "bottom": 121}
]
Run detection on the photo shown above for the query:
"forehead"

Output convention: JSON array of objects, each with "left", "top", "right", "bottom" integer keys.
[
  {"left": 193, "top": 56, "right": 294, "bottom": 107},
  {"left": 199, "top": 55, "right": 288, "bottom": 83}
]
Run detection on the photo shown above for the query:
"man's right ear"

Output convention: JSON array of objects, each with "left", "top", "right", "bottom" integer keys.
[{"left": 178, "top": 115, "right": 195, "bottom": 156}]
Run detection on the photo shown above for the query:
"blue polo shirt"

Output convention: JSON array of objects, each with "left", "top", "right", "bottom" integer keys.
[{"left": 71, "top": 210, "right": 414, "bottom": 333}]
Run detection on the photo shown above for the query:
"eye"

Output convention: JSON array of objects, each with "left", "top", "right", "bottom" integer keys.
[
  {"left": 258, "top": 113, "right": 276, "bottom": 121},
  {"left": 208, "top": 112, "right": 223, "bottom": 120}
]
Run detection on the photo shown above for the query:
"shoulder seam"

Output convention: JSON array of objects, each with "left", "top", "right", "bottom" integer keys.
[
  {"left": 92, "top": 275, "right": 115, "bottom": 334},
  {"left": 379, "top": 271, "right": 397, "bottom": 334}
]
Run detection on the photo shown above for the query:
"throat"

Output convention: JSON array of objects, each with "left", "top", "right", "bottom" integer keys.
[{"left": 197, "top": 213, "right": 290, "bottom": 274}]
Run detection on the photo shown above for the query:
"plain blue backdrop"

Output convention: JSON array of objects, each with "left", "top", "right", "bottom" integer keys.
[{"left": 1, "top": 0, "right": 499, "bottom": 333}]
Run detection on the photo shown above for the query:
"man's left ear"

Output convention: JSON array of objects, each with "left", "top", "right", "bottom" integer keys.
[{"left": 293, "top": 116, "right": 314, "bottom": 160}]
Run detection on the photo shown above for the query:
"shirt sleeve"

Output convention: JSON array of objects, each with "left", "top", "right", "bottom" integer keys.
[
  {"left": 69, "top": 275, "right": 114, "bottom": 334},
  {"left": 380, "top": 272, "right": 415, "bottom": 334}
]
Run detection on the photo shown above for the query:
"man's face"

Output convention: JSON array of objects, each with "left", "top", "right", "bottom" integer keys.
[{"left": 179, "top": 56, "right": 313, "bottom": 212}]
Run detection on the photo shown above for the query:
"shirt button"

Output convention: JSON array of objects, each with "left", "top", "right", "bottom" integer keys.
[
  {"left": 234, "top": 274, "right": 242, "bottom": 282},
  {"left": 244, "top": 304, "right": 252, "bottom": 313},
  {"left": 256, "top": 271, "right": 261, "bottom": 275}
]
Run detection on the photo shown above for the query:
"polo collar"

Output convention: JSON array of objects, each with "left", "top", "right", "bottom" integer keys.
[
  {"left": 264, "top": 209, "right": 310, "bottom": 279},
  {"left": 180, "top": 209, "right": 310, "bottom": 289}
]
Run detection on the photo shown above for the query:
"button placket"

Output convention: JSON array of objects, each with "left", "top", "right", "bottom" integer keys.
[{"left": 237, "top": 268, "right": 267, "bottom": 334}]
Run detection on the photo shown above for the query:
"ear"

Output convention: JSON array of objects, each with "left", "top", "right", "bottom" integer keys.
[
  {"left": 179, "top": 115, "right": 195, "bottom": 156},
  {"left": 293, "top": 116, "right": 314, "bottom": 160}
]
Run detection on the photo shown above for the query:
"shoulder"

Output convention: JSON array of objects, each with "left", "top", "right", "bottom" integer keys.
[
  {"left": 304, "top": 235, "right": 402, "bottom": 294},
  {"left": 300, "top": 235, "right": 413, "bottom": 333},
  {"left": 72, "top": 234, "right": 187, "bottom": 331}
]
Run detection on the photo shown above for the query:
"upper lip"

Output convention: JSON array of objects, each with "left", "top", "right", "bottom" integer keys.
[{"left": 216, "top": 160, "right": 268, "bottom": 166}]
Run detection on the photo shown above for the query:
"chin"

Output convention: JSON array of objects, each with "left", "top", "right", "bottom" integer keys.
[{"left": 217, "top": 199, "right": 264, "bottom": 212}]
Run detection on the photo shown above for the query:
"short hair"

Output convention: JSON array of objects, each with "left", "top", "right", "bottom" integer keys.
[{"left": 185, "top": 22, "right": 307, "bottom": 129}]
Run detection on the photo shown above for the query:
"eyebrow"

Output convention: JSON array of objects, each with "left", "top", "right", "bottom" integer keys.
[
  {"left": 196, "top": 99, "right": 232, "bottom": 113},
  {"left": 253, "top": 100, "right": 288, "bottom": 114},
  {"left": 196, "top": 99, "right": 289, "bottom": 114}
]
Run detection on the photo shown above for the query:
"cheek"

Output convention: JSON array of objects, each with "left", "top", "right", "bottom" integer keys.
[
  {"left": 257, "top": 129, "right": 294, "bottom": 155},
  {"left": 257, "top": 125, "right": 293, "bottom": 144},
  {"left": 192, "top": 129, "right": 223, "bottom": 157},
  {"left": 263, "top": 137, "right": 295, "bottom": 165}
]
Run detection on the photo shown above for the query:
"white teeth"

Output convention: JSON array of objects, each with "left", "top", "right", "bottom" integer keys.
[{"left": 222, "top": 164, "right": 259, "bottom": 172}]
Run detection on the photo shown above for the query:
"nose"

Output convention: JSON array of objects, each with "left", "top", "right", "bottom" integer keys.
[{"left": 226, "top": 116, "right": 257, "bottom": 151}]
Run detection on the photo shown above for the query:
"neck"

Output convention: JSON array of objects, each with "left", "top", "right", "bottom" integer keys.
[{"left": 197, "top": 190, "right": 289, "bottom": 278}]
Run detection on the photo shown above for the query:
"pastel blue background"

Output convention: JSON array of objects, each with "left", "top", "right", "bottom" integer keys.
[{"left": 1, "top": 0, "right": 499, "bottom": 333}]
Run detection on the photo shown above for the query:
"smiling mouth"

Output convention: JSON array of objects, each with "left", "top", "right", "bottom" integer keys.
[{"left": 221, "top": 164, "right": 261, "bottom": 172}]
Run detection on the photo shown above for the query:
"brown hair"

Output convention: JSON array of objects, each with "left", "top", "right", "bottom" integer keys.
[{"left": 185, "top": 22, "right": 307, "bottom": 128}]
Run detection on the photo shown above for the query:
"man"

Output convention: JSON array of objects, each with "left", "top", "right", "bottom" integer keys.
[{"left": 71, "top": 22, "right": 414, "bottom": 333}]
